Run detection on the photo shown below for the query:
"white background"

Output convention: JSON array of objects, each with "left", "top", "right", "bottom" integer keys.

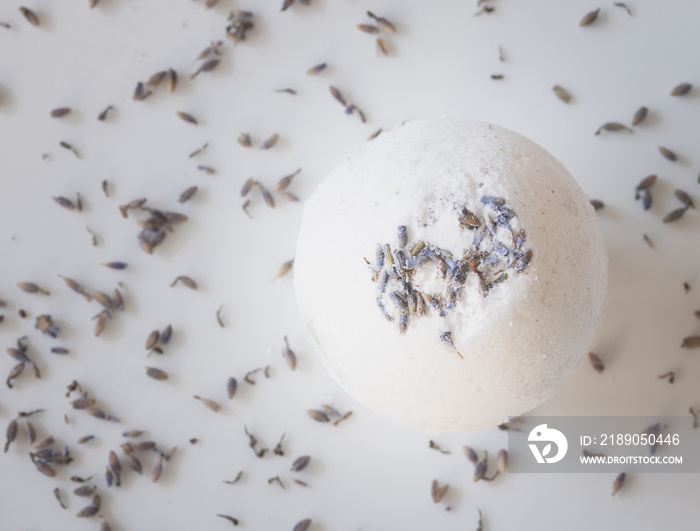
[{"left": 0, "top": 1, "right": 699, "bottom": 530}]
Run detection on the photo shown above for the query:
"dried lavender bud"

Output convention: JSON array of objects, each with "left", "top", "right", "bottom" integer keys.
[
  {"left": 579, "top": 8, "right": 600, "bottom": 26},
  {"left": 611, "top": 472, "right": 626, "bottom": 496},
  {"left": 590, "top": 199, "right": 605, "bottom": 210},
  {"left": 552, "top": 85, "right": 571, "bottom": 103},
  {"left": 306, "top": 63, "right": 327, "bottom": 75},
  {"left": 659, "top": 146, "right": 677, "bottom": 161},
  {"left": 77, "top": 435, "right": 94, "bottom": 444},
  {"left": 663, "top": 208, "right": 687, "bottom": 223},
  {"left": 33, "top": 435, "right": 55, "bottom": 449},
  {"left": 681, "top": 336, "right": 700, "bottom": 348},
  {"left": 227, "top": 377, "right": 237, "bottom": 399},
  {"left": 275, "top": 168, "right": 301, "bottom": 192},
  {"left": 674, "top": 189, "right": 694, "bottom": 208},
  {"left": 148, "top": 452, "right": 163, "bottom": 483},
  {"left": 134, "top": 441, "right": 156, "bottom": 451},
  {"left": 108, "top": 451, "right": 121, "bottom": 475},
  {"left": 632, "top": 106, "right": 648, "bottom": 126},
  {"left": 146, "top": 367, "right": 168, "bottom": 380},
  {"left": 307, "top": 409, "right": 330, "bottom": 422},
  {"left": 102, "top": 262, "right": 127, "bottom": 271},
  {"left": 329, "top": 85, "right": 345, "bottom": 105},
  {"left": 71, "top": 475, "right": 94, "bottom": 483},
  {"left": 357, "top": 23, "right": 379, "bottom": 34},
  {"left": 147, "top": 70, "right": 166, "bottom": 88},
  {"left": 282, "top": 336, "right": 297, "bottom": 370},
  {"left": 50, "top": 107, "right": 72, "bottom": 118},
  {"left": 4, "top": 419, "right": 17, "bottom": 452},
  {"left": 166, "top": 69, "right": 177, "bottom": 92},
  {"left": 240, "top": 177, "right": 254, "bottom": 197},
  {"left": 262, "top": 187, "right": 275, "bottom": 208},
  {"left": 53, "top": 487, "right": 67, "bottom": 509},
  {"left": 588, "top": 352, "right": 604, "bottom": 373},
  {"left": 175, "top": 111, "right": 198, "bottom": 125},
  {"left": 19, "top": 6, "right": 40, "bottom": 26},
  {"left": 238, "top": 133, "right": 252, "bottom": 148},
  {"left": 261, "top": 133, "right": 279, "bottom": 149},
  {"left": 194, "top": 395, "right": 221, "bottom": 412},
  {"left": 132, "top": 81, "right": 151, "bottom": 101},
  {"left": 17, "top": 282, "right": 49, "bottom": 295},
  {"left": 197, "top": 165, "right": 216, "bottom": 175},
  {"left": 74, "top": 485, "right": 97, "bottom": 497},
  {"left": 104, "top": 466, "right": 114, "bottom": 487},
  {"left": 367, "top": 10, "right": 396, "bottom": 33},
  {"left": 291, "top": 455, "right": 310, "bottom": 472},
  {"left": 431, "top": 479, "right": 448, "bottom": 503},
  {"left": 179, "top": 186, "right": 198, "bottom": 203},
  {"left": 293, "top": 519, "right": 312, "bottom": 531},
  {"left": 24, "top": 422, "right": 36, "bottom": 444},
  {"left": 273, "top": 259, "right": 294, "bottom": 280},
  {"left": 636, "top": 174, "right": 657, "bottom": 193},
  {"left": 171, "top": 276, "right": 198, "bottom": 290},
  {"left": 7, "top": 347, "right": 30, "bottom": 364},
  {"left": 35, "top": 314, "right": 59, "bottom": 337},
  {"left": 473, "top": 461, "right": 487, "bottom": 482},
  {"left": 462, "top": 445, "right": 478, "bottom": 464},
  {"left": 76, "top": 495, "right": 101, "bottom": 517},
  {"left": 191, "top": 59, "right": 220, "bottom": 80},
  {"left": 376, "top": 37, "right": 391, "bottom": 56},
  {"left": 497, "top": 449, "right": 508, "bottom": 472},
  {"left": 595, "top": 122, "right": 633, "bottom": 135},
  {"left": 165, "top": 212, "right": 188, "bottom": 224},
  {"left": 671, "top": 83, "right": 692, "bottom": 96},
  {"left": 125, "top": 453, "right": 142, "bottom": 474},
  {"left": 35, "top": 460, "right": 56, "bottom": 477},
  {"left": 159, "top": 324, "right": 172, "bottom": 345}
]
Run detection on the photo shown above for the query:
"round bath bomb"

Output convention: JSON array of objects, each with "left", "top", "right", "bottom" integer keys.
[{"left": 294, "top": 118, "right": 607, "bottom": 433}]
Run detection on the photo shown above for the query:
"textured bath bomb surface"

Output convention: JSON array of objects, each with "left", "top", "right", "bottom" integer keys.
[{"left": 294, "top": 118, "right": 608, "bottom": 433}]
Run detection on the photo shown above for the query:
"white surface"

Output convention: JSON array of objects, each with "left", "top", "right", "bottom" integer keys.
[
  {"left": 294, "top": 118, "right": 607, "bottom": 432},
  {"left": 0, "top": 1, "right": 699, "bottom": 530}
]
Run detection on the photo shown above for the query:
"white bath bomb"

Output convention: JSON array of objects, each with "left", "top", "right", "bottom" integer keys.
[{"left": 294, "top": 118, "right": 607, "bottom": 433}]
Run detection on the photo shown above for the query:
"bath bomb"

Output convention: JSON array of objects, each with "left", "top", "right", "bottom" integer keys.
[{"left": 294, "top": 118, "right": 607, "bottom": 433}]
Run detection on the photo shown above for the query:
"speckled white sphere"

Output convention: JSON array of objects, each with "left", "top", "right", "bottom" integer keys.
[{"left": 294, "top": 118, "right": 608, "bottom": 433}]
